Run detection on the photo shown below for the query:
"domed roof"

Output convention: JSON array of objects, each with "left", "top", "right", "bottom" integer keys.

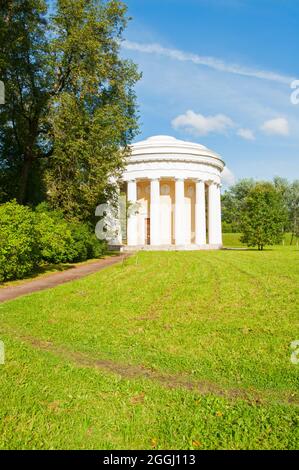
[
  {"left": 133, "top": 135, "right": 208, "bottom": 150},
  {"left": 124, "top": 134, "right": 225, "bottom": 180}
]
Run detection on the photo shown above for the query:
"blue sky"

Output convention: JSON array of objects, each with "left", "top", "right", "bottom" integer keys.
[{"left": 121, "top": 0, "right": 299, "bottom": 185}]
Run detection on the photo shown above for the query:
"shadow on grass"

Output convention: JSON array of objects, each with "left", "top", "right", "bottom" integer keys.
[
  {"left": 222, "top": 247, "right": 259, "bottom": 251},
  {"left": 222, "top": 247, "right": 280, "bottom": 251}
]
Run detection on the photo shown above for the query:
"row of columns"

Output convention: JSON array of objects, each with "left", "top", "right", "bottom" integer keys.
[{"left": 127, "top": 178, "right": 222, "bottom": 247}]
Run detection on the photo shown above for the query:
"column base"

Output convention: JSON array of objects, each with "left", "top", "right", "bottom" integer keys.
[{"left": 121, "top": 244, "right": 223, "bottom": 252}]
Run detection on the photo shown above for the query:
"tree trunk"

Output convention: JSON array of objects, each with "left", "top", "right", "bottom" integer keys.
[
  {"left": 18, "top": 116, "right": 39, "bottom": 204},
  {"left": 18, "top": 156, "right": 32, "bottom": 204}
]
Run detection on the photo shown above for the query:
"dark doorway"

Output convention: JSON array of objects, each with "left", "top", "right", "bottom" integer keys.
[{"left": 145, "top": 218, "right": 151, "bottom": 245}]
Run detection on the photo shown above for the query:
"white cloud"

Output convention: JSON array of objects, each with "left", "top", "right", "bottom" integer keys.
[
  {"left": 172, "top": 110, "right": 234, "bottom": 136},
  {"left": 260, "top": 117, "right": 289, "bottom": 136},
  {"left": 123, "top": 40, "right": 294, "bottom": 85},
  {"left": 237, "top": 128, "right": 255, "bottom": 140},
  {"left": 222, "top": 167, "right": 236, "bottom": 186}
]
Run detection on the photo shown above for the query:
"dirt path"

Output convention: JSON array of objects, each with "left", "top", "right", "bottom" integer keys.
[
  {"left": 3, "top": 327, "right": 297, "bottom": 406},
  {"left": 0, "top": 254, "right": 128, "bottom": 303}
]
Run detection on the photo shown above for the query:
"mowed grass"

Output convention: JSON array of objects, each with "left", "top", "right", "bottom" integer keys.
[{"left": 0, "top": 236, "right": 298, "bottom": 449}]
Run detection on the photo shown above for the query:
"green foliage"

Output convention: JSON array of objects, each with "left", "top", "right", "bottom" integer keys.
[
  {"left": 221, "top": 221, "right": 234, "bottom": 233},
  {"left": 0, "top": 0, "right": 140, "bottom": 219},
  {"left": 240, "top": 182, "right": 287, "bottom": 250},
  {"left": 35, "top": 202, "right": 105, "bottom": 263},
  {"left": 34, "top": 203, "right": 75, "bottom": 263},
  {"left": 221, "top": 179, "right": 255, "bottom": 232},
  {"left": 222, "top": 177, "right": 299, "bottom": 244},
  {"left": 288, "top": 181, "right": 299, "bottom": 242},
  {"left": 0, "top": 201, "right": 104, "bottom": 282},
  {"left": 0, "top": 201, "right": 39, "bottom": 281},
  {"left": 0, "top": 0, "right": 51, "bottom": 203},
  {"left": 68, "top": 221, "right": 105, "bottom": 262}
]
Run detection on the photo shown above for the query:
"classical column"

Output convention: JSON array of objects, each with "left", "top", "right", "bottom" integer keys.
[
  {"left": 216, "top": 183, "right": 223, "bottom": 246},
  {"left": 150, "top": 178, "right": 160, "bottom": 245},
  {"left": 195, "top": 179, "right": 206, "bottom": 245},
  {"left": 127, "top": 179, "right": 138, "bottom": 246},
  {"left": 175, "top": 178, "right": 185, "bottom": 245},
  {"left": 208, "top": 181, "right": 222, "bottom": 246}
]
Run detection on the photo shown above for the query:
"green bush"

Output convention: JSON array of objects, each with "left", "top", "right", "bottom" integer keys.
[
  {"left": 35, "top": 203, "right": 105, "bottom": 264},
  {"left": 0, "top": 201, "right": 105, "bottom": 282},
  {"left": 222, "top": 221, "right": 233, "bottom": 233},
  {"left": 34, "top": 204, "right": 74, "bottom": 264},
  {"left": 0, "top": 201, "right": 39, "bottom": 282},
  {"left": 68, "top": 222, "right": 104, "bottom": 262}
]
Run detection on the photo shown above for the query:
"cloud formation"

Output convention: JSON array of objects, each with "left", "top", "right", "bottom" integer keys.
[
  {"left": 222, "top": 166, "right": 236, "bottom": 186},
  {"left": 123, "top": 40, "right": 294, "bottom": 85},
  {"left": 237, "top": 128, "right": 255, "bottom": 140},
  {"left": 172, "top": 110, "right": 234, "bottom": 136},
  {"left": 260, "top": 117, "right": 289, "bottom": 136}
]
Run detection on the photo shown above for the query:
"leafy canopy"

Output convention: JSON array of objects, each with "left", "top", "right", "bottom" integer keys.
[
  {"left": 0, "top": 0, "right": 140, "bottom": 221},
  {"left": 240, "top": 182, "right": 288, "bottom": 250}
]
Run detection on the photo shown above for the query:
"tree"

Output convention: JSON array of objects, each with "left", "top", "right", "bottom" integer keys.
[
  {"left": 273, "top": 177, "right": 299, "bottom": 243},
  {"left": 0, "top": 0, "right": 51, "bottom": 204},
  {"left": 240, "top": 182, "right": 288, "bottom": 250},
  {"left": 289, "top": 180, "right": 299, "bottom": 244},
  {"left": 0, "top": 0, "right": 140, "bottom": 219},
  {"left": 45, "top": 0, "right": 140, "bottom": 221},
  {"left": 221, "top": 179, "right": 255, "bottom": 232}
]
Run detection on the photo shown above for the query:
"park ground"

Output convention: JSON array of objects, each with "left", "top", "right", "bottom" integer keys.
[{"left": 0, "top": 234, "right": 298, "bottom": 449}]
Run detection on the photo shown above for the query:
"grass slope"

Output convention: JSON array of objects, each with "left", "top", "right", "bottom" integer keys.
[{"left": 0, "top": 241, "right": 298, "bottom": 449}]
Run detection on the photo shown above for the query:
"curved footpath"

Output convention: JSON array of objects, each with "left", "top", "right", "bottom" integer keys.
[{"left": 0, "top": 254, "right": 128, "bottom": 303}]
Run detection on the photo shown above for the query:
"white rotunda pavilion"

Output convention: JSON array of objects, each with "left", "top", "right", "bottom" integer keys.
[{"left": 116, "top": 135, "right": 225, "bottom": 250}]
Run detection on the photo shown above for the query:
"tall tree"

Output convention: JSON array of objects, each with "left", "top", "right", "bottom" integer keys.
[
  {"left": 240, "top": 182, "right": 287, "bottom": 250},
  {"left": 0, "top": 0, "right": 51, "bottom": 203},
  {"left": 45, "top": 0, "right": 140, "bottom": 221},
  {"left": 221, "top": 179, "right": 255, "bottom": 232},
  {"left": 289, "top": 180, "right": 299, "bottom": 244},
  {"left": 0, "top": 0, "right": 140, "bottom": 217}
]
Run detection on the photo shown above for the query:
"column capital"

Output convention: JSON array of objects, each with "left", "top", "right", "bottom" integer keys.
[
  {"left": 174, "top": 177, "right": 185, "bottom": 182},
  {"left": 150, "top": 177, "right": 160, "bottom": 182},
  {"left": 206, "top": 179, "right": 219, "bottom": 186}
]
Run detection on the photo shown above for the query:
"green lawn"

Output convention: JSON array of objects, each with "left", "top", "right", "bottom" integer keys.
[{"left": 0, "top": 240, "right": 298, "bottom": 449}]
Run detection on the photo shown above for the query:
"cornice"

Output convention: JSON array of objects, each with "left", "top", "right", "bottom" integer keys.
[{"left": 127, "top": 155, "right": 224, "bottom": 172}]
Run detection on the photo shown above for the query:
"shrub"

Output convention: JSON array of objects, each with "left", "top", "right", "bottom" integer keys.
[
  {"left": 0, "top": 201, "right": 105, "bottom": 282},
  {"left": 0, "top": 201, "right": 39, "bottom": 282},
  {"left": 34, "top": 205, "right": 74, "bottom": 264},
  {"left": 35, "top": 203, "right": 104, "bottom": 263},
  {"left": 68, "top": 222, "right": 105, "bottom": 262},
  {"left": 222, "top": 221, "right": 234, "bottom": 233}
]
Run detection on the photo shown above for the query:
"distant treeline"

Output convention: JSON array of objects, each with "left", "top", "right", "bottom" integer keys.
[{"left": 222, "top": 177, "right": 299, "bottom": 244}]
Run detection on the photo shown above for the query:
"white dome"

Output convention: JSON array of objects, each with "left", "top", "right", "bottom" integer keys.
[
  {"left": 123, "top": 134, "right": 225, "bottom": 186},
  {"left": 133, "top": 134, "right": 208, "bottom": 151},
  {"left": 146, "top": 135, "right": 178, "bottom": 142}
]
